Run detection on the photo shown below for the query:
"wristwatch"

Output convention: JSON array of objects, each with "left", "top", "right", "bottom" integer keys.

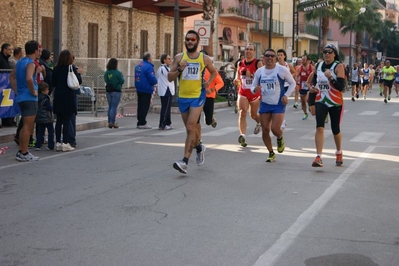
[
  {"left": 328, "top": 76, "right": 334, "bottom": 81},
  {"left": 177, "top": 66, "right": 183, "bottom": 73}
]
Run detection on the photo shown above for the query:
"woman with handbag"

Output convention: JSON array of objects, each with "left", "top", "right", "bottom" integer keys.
[
  {"left": 52, "top": 50, "right": 82, "bottom": 152},
  {"left": 104, "top": 58, "right": 124, "bottom": 128}
]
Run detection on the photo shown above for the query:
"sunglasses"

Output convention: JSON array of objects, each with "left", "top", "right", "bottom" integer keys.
[
  {"left": 264, "top": 54, "right": 276, "bottom": 58},
  {"left": 185, "top": 38, "right": 197, "bottom": 42},
  {"left": 323, "top": 50, "right": 334, "bottom": 54}
]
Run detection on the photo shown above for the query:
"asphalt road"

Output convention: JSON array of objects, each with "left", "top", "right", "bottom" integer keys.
[{"left": 1, "top": 91, "right": 399, "bottom": 266}]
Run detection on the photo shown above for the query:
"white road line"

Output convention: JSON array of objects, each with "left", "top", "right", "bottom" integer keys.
[
  {"left": 152, "top": 128, "right": 186, "bottom": 136},
  {"left": 253, "top": 145, "right": 375, "bottom": 266},
  {"left": 392, "top": 112, "right": 399, "bottom": 117},
  {"left": 0, "top": 137, "right": 142, "bottom": 171},
  {"left": 351, "top": 132, "right": 384, "bottom": 143},
  {"left": 300, "top": 130, "right": 331, "bottom": 140},
  {"left": 359, "top": 111, "right": 378, "bottom": 115},
  {"left": 201, "top": 127, "right": 237, "bottom": 136}
]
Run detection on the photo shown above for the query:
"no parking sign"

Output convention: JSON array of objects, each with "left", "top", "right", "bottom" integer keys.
[{"left": 194, "top": 20, "right": 211, "bottom": 39}]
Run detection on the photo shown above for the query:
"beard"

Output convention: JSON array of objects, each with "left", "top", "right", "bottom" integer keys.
[{"left": 185, "top": 42, "right": 199, "bottom": 53}]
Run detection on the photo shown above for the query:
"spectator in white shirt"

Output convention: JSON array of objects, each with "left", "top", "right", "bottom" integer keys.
[{"left": 156, "top": 54, "right": 175, "bottom": 130}]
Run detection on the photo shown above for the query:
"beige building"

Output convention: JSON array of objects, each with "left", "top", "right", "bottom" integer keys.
[{"left": 0, "top": 0, "right": 203, "bottom": 59}]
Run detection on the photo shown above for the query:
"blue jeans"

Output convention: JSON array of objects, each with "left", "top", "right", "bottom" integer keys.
[{"left": 106, "top": 92, "right": 122, "bottom": 124}]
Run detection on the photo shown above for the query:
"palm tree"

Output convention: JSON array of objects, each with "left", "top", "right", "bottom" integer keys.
[
  {"left": 338, "top": 0, "right": 383, "bottom": 63},
  {"left": 303, "top": 0, "right": 357, "bottom": 54},
  {"left": 202, "top": 0, "right": 218, "bottom": 56},
  {"left": 373, "top": 19, "right": 399, "bottom": 57}
]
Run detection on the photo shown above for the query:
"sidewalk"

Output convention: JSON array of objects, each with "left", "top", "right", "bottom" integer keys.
[{"left": 0, "top": 100, "right": 230, "bottom": 144}]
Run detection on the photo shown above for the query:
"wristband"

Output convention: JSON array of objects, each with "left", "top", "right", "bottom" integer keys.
[{"left": 177, "top": 66, "right": 183, "bottom": 73}]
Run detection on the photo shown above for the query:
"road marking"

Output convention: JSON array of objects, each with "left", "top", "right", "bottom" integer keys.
[
  {"left": 201, "top": 127, "right": 237, "bottom": 136},
  {"left": 392, "top": 112, "right": 399, "bottom": 116},
  {"left": 253, "top": 146, "right": 375, "bottom": 266},
  {"left": 103, "top": 129, "right": 144, "bottom": 136},
  {"left": 0, "top": 137, "right": 142, "bottom": 171},
  {"left": 359, "top": 111, "right": 378, "bottom": 115},
  {"left": 300, "top": 130, "right": 331, "bottom": 140},
  {"left": 152, "top": 128, "right": 187, "bottom": 136},
  {"left": 351, "top": 132, "right": 384, "bottom": 143}
]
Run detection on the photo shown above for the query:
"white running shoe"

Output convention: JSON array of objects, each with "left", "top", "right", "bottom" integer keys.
[
  {"left": 61, "top": 143, "right": 75, "bottom": 152},
  {"left": 56, "top": 142, "right": 62, "bottom": 151},
  {"left": 254, "top": 123, "right": 261, "bottom": 134},
  {"left": 196, "top": 144, "right": 206, "bottom": 166}
]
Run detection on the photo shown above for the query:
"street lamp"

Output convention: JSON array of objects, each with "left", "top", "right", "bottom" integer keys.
[
  {"left": 348, "top": 6, "right": 366, "bottom": 71},
  {"left": 173, "top": 0, "right": 179, "bottom": 56},
  {"left": 268, "top": 0, "right": 273, "bottom": 47}
]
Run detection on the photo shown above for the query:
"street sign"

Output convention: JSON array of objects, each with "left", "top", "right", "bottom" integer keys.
[
  {"left": 194, "top": 20, "right": 211, "bottom": 39},
  {"left": 382, "top": 56, "right": 386, "bottom": 61},
  {"left": 298, "top": 0, "right": 329, "bottom": 11},
  {"left": 199, "top": 39, "right": 209, "bottom": 46},
  {"left": 377, "top": 52, "right": 382, "bottom": 60}
]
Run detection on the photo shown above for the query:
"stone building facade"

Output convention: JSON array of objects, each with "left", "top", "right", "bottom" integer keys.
[{"left": 0, "top": 0, "right": 180, "bottom": 60}]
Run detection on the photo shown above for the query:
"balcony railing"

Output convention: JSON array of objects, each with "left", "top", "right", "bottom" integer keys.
[
  {"left": 219, "top": 0, "right": 262, "bottom": 22},
  {"left": 250, "top": 19, "right": 284, "bottom": 35}
]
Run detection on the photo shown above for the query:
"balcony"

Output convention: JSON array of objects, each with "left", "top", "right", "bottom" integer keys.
[
  {"left": 86, "top": 0, "right": 204, "bottom": 18},
  {"left": 250, "top": 19, "right": 284, "bottom": 35},
  {"left": 219, "top": 0, "right": 263, "bottom": 23}
]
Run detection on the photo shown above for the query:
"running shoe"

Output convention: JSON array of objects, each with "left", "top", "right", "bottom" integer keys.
[
  {"left": 312, "top": 156, "right": 323, "bottom": 167},
  {"left": 266, "top": 151, "right": 276, "bottom": 163},
  {"left": 335, "top": 152, "right": 343, "bottom": 166},
  {"left": 238, "top": 134, "right": 247, "bottom": 147},
  {"left": 363, "top": 96, "right": 366, "bottom": 99},
  {"left": 28, "top": 139, "right": 36, "bottom": 149},
  {"left": 356, "top": 93, "right": 359, "bottom": 99},
  {"left": 15, "top": 151, "right": 39, "bottom": 162},
  {"left": 379, "top": 92, "right": 383, "bottom": 96},
  {"left": 196, "top": 144, "right": 206, "bottom": 166},
  {"left": 293, "top": 102, "right": 298, "bottom": 108},
  {"left": 302, "top": 113, "right": 308, "bottom": 120},
  {"left": 56, "top": 142, "right": 62, "bottom": 151},
  {"left": 277, "top": 137, "right": 285, "bottom": 153},
  {"left": 254, "top": 123, "right": 261, "bottom": 134},
  {"left": 173, "top": 160, "right": 188, "bottom": 174},
  {"left": 351, "top": 97, "right": 355, "bottom": 102},
  {"left": 61, "top": 143, "right": 75, "bottom": 152},
  {"left": 384, "top": 98, "right": 387, "bottom": 103},
  {"left": 281, "top": 120, "right": 287, "bottom": 131},
  {"left": 325, "top": 115, "right": 329, "bottom": 123},
  {"left": 388, "top": 95, "right": 391, "bottom": 101},
  {"left": 211, "top": 118, "right": 217, "bottom": 128}
]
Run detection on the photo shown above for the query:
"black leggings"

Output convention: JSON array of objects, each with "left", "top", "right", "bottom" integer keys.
[
  {"left": 315, "top": 102, "right": 342, "bottom": 135},
  {"left": 55, "top": 113, "right": 72, "bottom": 144},
  {"left": 198, "top": 97, "right": 214, "bottom": 125}
]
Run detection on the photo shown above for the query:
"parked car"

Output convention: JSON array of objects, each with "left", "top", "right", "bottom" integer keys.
[{"left": 77, "top": 86, "right": 96, "bottom": 112}]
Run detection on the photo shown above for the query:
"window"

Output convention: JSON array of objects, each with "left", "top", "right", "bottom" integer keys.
[
  {"left": 42, "top": 17, "right": 54, "bottom": 51},
  {"left": 164, "top": 33, "right": 171, "bottom": 55},
  {"left": 140, "top": 30, "right": 148, "bottom": 58},
  {"left": 88, "top": 23, "right": 98, "bottom": 58}
]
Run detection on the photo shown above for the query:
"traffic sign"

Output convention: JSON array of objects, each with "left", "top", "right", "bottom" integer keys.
[
  {"left": 194, "top": 20, "right": 211, "bottom": 39},
  {"left": 377, "top": 52, "right": 382, "bottom": 60},
  {"left": 298, "top": 0, "right": 329, "bottom": 11}
]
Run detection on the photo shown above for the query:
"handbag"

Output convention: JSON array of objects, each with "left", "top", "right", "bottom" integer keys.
[{"left": 67, "top": 65, "right": 80, "bottom": 90}]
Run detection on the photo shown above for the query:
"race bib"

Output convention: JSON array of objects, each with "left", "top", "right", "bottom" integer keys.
[
  {"left": 241, "top": 76, "right": 253, "bottom": 89},
  {"left": 301, "top": 81, "right": 309, "bottom": 90},
  {"left": 260, "top": 78, "right": 276, "bottom": 95},
  {"left": 318, "top": 80, "right": 329, "bottom": 91},
  {"left": 181, "top": 63, "right": 200, "bottom": 80}
]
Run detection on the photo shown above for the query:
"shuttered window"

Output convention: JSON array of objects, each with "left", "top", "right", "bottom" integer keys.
[
  {"left": 140, "top": 30, "right": 148, "bottom": 58},
  {"left": 164, "top": 33, "right": 171, "bottom": 55},
  {"left": 41, "top": 17, "right": 54, "bottom": 51},
  {"left": 88, "top": 23, "right": 98, "bottom": 58}
]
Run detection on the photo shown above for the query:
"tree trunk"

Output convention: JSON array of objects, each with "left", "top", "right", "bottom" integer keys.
[
  {"left": 202, "top": 0, "right": 216, "bottom": 56},
  {"left": 355, "top": 32, "right": 362, "bottom": 64},
  {"left": 322, "top": 16, "right": 330, "bottom": 49}
]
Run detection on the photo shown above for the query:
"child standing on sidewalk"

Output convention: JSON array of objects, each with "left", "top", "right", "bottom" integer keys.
[{"left": 34, "top": 82, "right": 55, "bottom": 150}]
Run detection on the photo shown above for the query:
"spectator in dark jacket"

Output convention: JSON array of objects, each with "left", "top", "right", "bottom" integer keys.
[
  {"left": 39, "top": 49, "right": 54, "bottom": 95},
  {"left": 52, "top": 49, "right": 82, "bottom": 152},
  {"left": 134, "top": 52, "right": 157, "bottom": 129},
  {"left": 34, "top": 82, "right": 54, "bottom": 151}
]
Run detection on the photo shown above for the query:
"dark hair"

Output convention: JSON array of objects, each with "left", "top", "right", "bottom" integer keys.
[
  {"left": 13, "top": 47, "right": 22, "bottom": 57},
  {"left": 1, "top": 43, "right": 11, "bottom": 53},
  {"left": 143, "top": 52, "right": 151, "bottom": 61},
  {"left": 264, "top": 48, "right": 276, "bottom": 55},
  {"left": 25, "top": 40, "right": 39, "bottom": 55},
  {"left": 41, "top": 49, "right": 51, "bottom": 60},
  {"left": 186, "top": 30, "right": 200, "bottom": 41},
  {"left": 160, "top": 54, "right": 168, "bottom": 64},
  {"left": 302, "top": 54, "right": 310, "bottom": 61},
  {"left": 106, "top": 58, "right": 118, "bottom": 70},
  {"left": 277, "top": 49, "right": 287, "bottom": 61},
  {"left": 38, "top": 82, "right": 49, "bottom": 93},
  {"left": 56, "top": 50, "right": 73, "bottom": 66}
]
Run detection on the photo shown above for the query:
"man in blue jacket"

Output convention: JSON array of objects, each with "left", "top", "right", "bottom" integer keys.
[{"left": 135, "top": 52, "right": 157, "bottom": 129}]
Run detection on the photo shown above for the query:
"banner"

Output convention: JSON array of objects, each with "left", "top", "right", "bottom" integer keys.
[{"left": 0, "top": 72, "right": 20, "bottom": 118}]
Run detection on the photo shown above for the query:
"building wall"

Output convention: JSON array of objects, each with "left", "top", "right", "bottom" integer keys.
[{"left": 0, "top": 0, "right": 177, "bottom": 60}]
